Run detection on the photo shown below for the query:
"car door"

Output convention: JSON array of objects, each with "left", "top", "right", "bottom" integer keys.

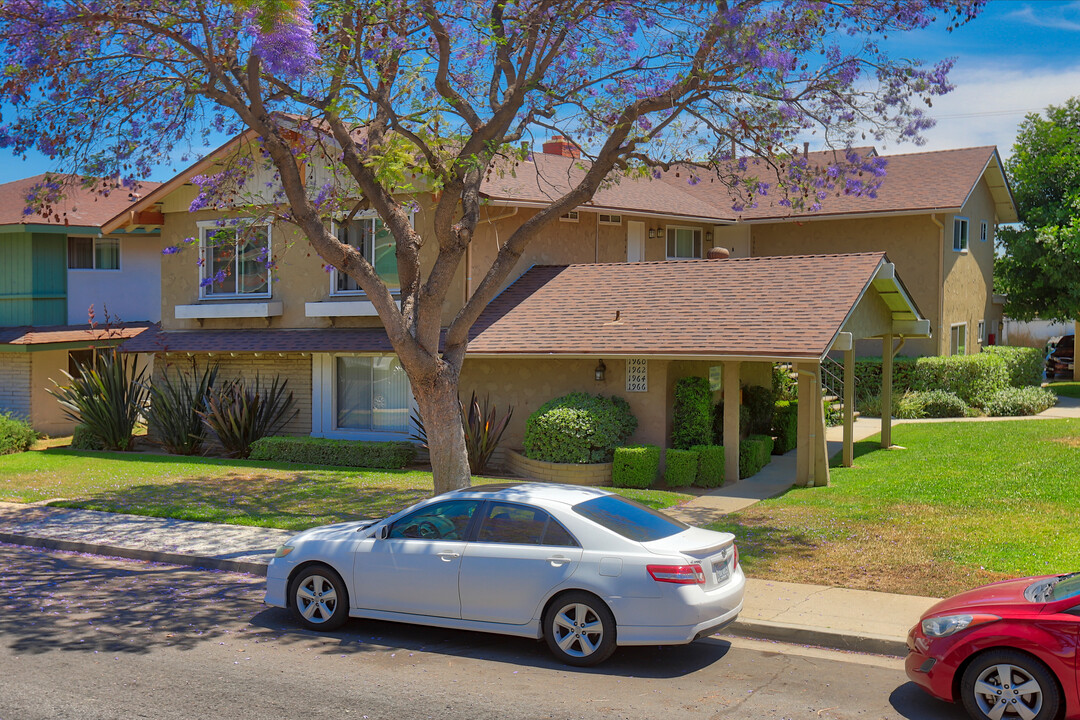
[
  {"left": 459, "top": 501, "right": 583, "bottom": 625},
  {"left": 352, "top": 499, "right": 481, "bottom": 618}
]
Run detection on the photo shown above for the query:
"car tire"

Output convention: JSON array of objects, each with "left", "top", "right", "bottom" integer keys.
[
  {"left": 289, "top": 564, "right": 349, "bottom": 631},
  {"left": 543, "top": 591, "right": 617, "bottom": 667},
  {"left": 960, "top": 649, "right": 1061, "bottom": 720}
]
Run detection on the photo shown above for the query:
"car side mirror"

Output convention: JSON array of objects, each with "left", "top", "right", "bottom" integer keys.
[{"left": 376, "top": 524, "right": 390, "bottom": 540}]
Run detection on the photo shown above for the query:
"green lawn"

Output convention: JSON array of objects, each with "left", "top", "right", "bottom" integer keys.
[
  {"left": 710, "top": 418, "right": 1080, "bottom": 597},
  {"left": 1047, "top": 381, "right": 1080, "bottom": 399},
  {"left": 0, "top": 450, "right": 690, "bottom": 531}
]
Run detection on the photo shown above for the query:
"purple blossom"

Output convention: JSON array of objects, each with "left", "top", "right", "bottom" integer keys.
[{"left": 161, "top": 245, "right": 180, "bottom": 255}]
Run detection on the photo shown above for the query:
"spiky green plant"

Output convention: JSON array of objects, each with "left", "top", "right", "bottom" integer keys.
[
  {"left": 198, "top": 375, "right": 297, "bottom": 458},
  {"left": 49, "top": 349, "right": 149, "bottom": 451},
  {"left": 411, "top": 391, "right": 514, "bottom": 475},
  {"left": 145, "top": 363, "right": 220, "bottom": 455}
]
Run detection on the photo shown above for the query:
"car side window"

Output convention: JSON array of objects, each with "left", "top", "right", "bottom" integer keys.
[
  {"left": 388, "top": 500, "right": 480, "bottom": 541},
  {"left": 476, "top": 502, "right": 579, "bottom": 547}
]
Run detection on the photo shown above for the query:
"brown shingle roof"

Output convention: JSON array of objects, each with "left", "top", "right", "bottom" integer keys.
[
  {"left": 467, "top": 254, "right": 890, "bottom": 359},
  {"left": 120, "top": 326, "right": 397, "bottom": 354},
  {"left": 0, "top": 174, "right": 160, "bottom": 227},
  {"left": 0, "top": 323, "right": 152, "bottom": 347}
]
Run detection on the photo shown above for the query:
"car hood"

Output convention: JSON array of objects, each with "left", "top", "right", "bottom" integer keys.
[
  {"left": 923, "top": 576, "right": 1054, "bottom": 617},
  {"left": 289, "top": 519, "right": 380, "bottom": 545}
]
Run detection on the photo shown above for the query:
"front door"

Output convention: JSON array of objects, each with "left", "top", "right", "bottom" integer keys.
[
  {"left": 627, "top": 220, "right": 645, "bottom": 262},
  {"left": 352, "top": 499, "right": 481, "bottom": 618}
]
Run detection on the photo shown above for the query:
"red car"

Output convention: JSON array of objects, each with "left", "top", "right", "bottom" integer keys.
[{"left": 906, "top": 573, "right": 1080, "bottom": 720}]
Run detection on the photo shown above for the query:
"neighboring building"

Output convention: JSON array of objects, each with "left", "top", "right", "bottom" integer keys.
[
  {"left": 0, "top": 175, "right": 160, "bottom": 434},
  {"left": 110, "top": 135, "right": 992, "bottom": 483}
]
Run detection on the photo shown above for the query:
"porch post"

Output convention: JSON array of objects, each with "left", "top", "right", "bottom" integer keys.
[
  {"left": 1075, "top": 320, "right": 1079, "bottom": 382},
  {"left": 795, "top": 362, "right": 813, "bottom": 487},
  {"left": 843, "top": 348, "right": 854, "bottom": 467},
  {"left": 882, "top": 333, "right": 894, "bottom": 449},
  {"left": 723, "top": 361, "right": 741, "bottom": 485}
]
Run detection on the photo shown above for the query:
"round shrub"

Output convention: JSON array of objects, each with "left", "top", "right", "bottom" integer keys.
[
  {"left": 911, "top": 390, "right": 969, "bottom": 418},
  {"left": 0, "top": 412, "right": 36, "bottom": 455},
  {"left": 982, "top": 387, "right": 1058, "bottom": 417},
  {"left": 523, "top": 392, "right": 637, "bottom": 463}
]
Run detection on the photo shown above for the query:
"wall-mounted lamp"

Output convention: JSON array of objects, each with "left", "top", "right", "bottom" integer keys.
[
  {"left": 705, "top": 231, "right": 713, "bottom": 242},
  {"left": 648, "top": 228, "right": 656, "bottom": 239},
  {"left": 594, "top": 359, "right": 607, "bottom": 382}
]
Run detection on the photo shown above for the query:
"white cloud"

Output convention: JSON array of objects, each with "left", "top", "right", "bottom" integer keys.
[
  {"left": 1004, "top": 1, "right": 1080, "bottom": 32},
  {"left": 876, "top": 62, "right": 1080, "bottom": 158}
]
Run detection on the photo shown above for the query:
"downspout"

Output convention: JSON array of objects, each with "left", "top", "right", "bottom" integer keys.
[
  {"left": 468, "top": 206, "right": 519, "bottom": 304},
  {"left": 931, "top": 214, "right": 945, "bottom": 355},
  {"left": 595, "top": 211, "right": 600, "bottom": 263}
]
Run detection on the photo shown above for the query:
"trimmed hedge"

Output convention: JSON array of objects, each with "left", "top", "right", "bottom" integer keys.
[
  {"left": 612, "top": 444, "right": 660, "bottom": 488},
  {"left": 664, "top": 448, "right": 699, "bottom": 488},
  {"left": 739, "top": 434, "right": 774, "bottom": 479},
  {"left": 671, "top": 377, "right": 712, "bottom": 449},
  {"left": 248, "top": 436, "right": 416, "bottom": 469},
  {"left": 70, "top": 423, "right": 105, "bottom": 451},
  {"left": 772, "top": 400, "right": 798, "bottom": 454},
  {"left": 852, "top": 357, "right": 920, "bottom": 399},
  {"left": 982, "top": 387, "right": 1058, "bottom": 417},
  {"left": 982, "top": 346, "right": 1044, "bottom": 387},
  {"left": 0, "top": 412, "right": 36, "bottom": 455},
  {"left": 914, "top": 354, "right": 1009, "bottom": 406},
  {"left": 713, "top": 401, "right": 750, "bottom": 445},
  {"left": 690, "top": 444, "right": 725, "bottom": 488},
  {"left": 914, "top": 390, "right": 970, "bottom": 418},
  {"left": 743, "top": 384, "right": 775, "bottom": 435},
  {"left": 524, "top": 393, "right": 637, "bottom": 463}
]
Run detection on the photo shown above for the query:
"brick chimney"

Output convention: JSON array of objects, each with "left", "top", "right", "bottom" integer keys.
[{"left": 542, "top": 135, "right": 581, "bottom": 159}]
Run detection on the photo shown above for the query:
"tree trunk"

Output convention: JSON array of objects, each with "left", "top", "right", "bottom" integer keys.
[{"left": 415, "top": 376, "right": 471, "bottom": 494}]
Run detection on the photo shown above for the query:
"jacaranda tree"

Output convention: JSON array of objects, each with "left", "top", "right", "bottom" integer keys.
[{"left": 0, "top": 0, "right": 983, "bottom": 492}]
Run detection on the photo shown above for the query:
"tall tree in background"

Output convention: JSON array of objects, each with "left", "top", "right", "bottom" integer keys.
[
  {"left": 996, "top": 98, "right": 1080, "bottom": 327},
  {"left": 0, "top": 0, "right": 982, "bottom": 492}
]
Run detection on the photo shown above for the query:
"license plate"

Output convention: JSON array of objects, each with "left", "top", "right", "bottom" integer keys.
[{"left": 712, "top": 560, "right": 729, "bottom": 584}]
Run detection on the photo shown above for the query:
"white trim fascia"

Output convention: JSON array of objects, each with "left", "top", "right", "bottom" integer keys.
[
  {"left": 481, "top": 198, "right": 734, "bottom": 225},
  {"left": 738, "top": 207, "right": 962, "bottom": 224},
  {"left": 462, "top": 352, "right": 824, "bottom": 363},
  {"left": 174, "top": 301, "right": 283, "bottom": 319}
]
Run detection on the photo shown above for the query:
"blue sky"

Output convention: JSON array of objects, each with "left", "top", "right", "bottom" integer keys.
[{"left": 1, "top": 0, "right": 1077, "bottom": 184}]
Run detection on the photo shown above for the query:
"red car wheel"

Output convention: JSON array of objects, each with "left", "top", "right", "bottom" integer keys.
[{"left": 959, "top": 649, "right": 1061, "bottom": 720}]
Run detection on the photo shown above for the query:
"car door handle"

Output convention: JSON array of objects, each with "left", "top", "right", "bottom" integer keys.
[
  {"left": 546, "top": 556, "right": 571, "bottom": 566},
  {"left": 437, "top": 552, "right": 460, "bottom": 561}
]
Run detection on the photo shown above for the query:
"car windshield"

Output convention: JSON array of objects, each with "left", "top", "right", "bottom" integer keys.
[
  {"left": 1051, "top": 573, "right": 1080, "bottom": 602},
  {"left": 572, "top": 495, "right": 688, "bottom": 543}
]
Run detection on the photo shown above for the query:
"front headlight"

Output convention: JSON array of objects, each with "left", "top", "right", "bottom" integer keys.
[
  {"left": 273, "top": 545, "right": 294, "bottom": 558},
  {"left": 921, "top": 613, "right": 1000, "bottom": 638}
]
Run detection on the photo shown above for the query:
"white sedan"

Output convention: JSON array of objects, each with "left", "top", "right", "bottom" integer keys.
[{"left": 265, "top": 482, "right": 744, "bottom": 665}]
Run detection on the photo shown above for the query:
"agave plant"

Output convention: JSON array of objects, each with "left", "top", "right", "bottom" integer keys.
[
  {"left": 145, "top": 362, "right": 219, "bottom": 455},
  {"left": 412, "top": 391, "right": 513, "bottom": 475},
  {"left": 49, "top": 348, "right": 149, "bottom": 451},
  {"left": 198, "top": 374, "right": 297, "bottom": 458}
]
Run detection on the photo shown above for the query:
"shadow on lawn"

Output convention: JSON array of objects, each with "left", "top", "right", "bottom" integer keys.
[
  {"left": 49, "top": 472, "right": 430, "bottom": 531},
  {"left": 828, "top": 438, "right": 887, "bottom": 468},
  {"left": 708, "top": 517, "right": 823, "bottom": 572}
]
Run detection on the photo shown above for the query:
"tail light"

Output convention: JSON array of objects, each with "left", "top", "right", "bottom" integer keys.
[
  {"left": 733, "top": 544, "right": 739, "bottom": 570},
  {"left": 647, "top": 564, "right": 705, "bottom": 584}
]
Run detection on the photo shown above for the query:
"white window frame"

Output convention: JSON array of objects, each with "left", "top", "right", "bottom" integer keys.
[
  {"left": 559, "top": 211, "right": 580, "bottom": 223},
  {"left": 598, "top": 213, "right": 623, "bottom": 226},
  {"left": 950, "top": 322, "right": 968, "bottom": 356},
  {"left": 977, "top": 320, "right": 986, "bottom": 345},
  {"left": 666, "top": 226, "right": 703, "bottom": 260},
  {"left": 197, "top": 219, "right": 272, "bottom": 300},
  {"left": 953, "top": 217, "right": 969, "bottom": 252},
  {"left": 311, "top": 353, "right": 417, "bottom": 441},
  {"left": 980, "top": 220, "right": 988, "bottom": 243},
  {"left": 67, "top": 235, "right": 121, "bottom": 271},
  {"left": 328, "top": 212, "right": 409, "bottom": 298}
]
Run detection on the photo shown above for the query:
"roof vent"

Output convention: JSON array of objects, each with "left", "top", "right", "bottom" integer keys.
[{"left": 707, "top": 246, "right": 730, "bottom": 259}]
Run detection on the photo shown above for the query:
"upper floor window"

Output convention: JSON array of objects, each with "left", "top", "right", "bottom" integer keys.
[
  {"left": 199, "top": 222, "right": 270, "bottom": 298},
  {"left": 953, "top": 217, "right": 969, "bottom": 252},
  {"left": 560, "top": 211, "right": 579, "bottom": 223},
  {"left": 598, "top": 213, "right": 622, "bottom": 226},
  {"left": 977, "top": 320, "right": 986, "bottom": 345},
  {"left": 666, "top": 226, "right": 702, "bottom": 259},
  {"left": 68, "top": 236, "right": 119, "bottom": 270},
  {"left": 980, "top": 221, "right": 988, "bottom": 242},
  {"left": 332, "top": 217, "right": 400, "bottom": 296},
  {"left": 951, "top": 323, "right": 967, "bottom": 356}
]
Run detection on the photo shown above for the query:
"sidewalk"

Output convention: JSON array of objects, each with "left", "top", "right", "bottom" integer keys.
[{"left": 0, "top": 499, "right": 935, "bottom": 657}]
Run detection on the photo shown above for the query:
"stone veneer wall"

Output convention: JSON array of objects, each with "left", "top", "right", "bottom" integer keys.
[
  {"left": 0, "top": 354, "right": 32, "bottom": 422},
  {"left": 505, "top": 449, "right": 611, "bottom": 486},
  {"left": 153, "top": 352, "right": 313, "bottom": 437}
]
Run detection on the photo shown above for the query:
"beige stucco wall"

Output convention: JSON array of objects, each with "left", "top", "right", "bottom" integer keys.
[
  {"left": 942, "top": 181, "right": 997, "bottom": 354},
  {"left": 153, "top": 352, "right": 312, "bottom": 436},
  {"left": 29, "top": 349, "right": 72, "bottom": 436}
]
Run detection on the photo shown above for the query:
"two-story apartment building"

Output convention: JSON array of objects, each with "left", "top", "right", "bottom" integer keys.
[
  {"left": 113, "top": 135, "right": 995, "bottom": 485},
  {"left": 0, "top": 174, "right": 160, "bottom": 434}
]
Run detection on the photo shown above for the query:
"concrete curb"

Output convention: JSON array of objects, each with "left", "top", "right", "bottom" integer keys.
[
  {"left": 725, "top": 618, "right": 908, "bottom": 657},
  {"left": 0, "top": 532, "right": 270, "bottom": 576}
]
